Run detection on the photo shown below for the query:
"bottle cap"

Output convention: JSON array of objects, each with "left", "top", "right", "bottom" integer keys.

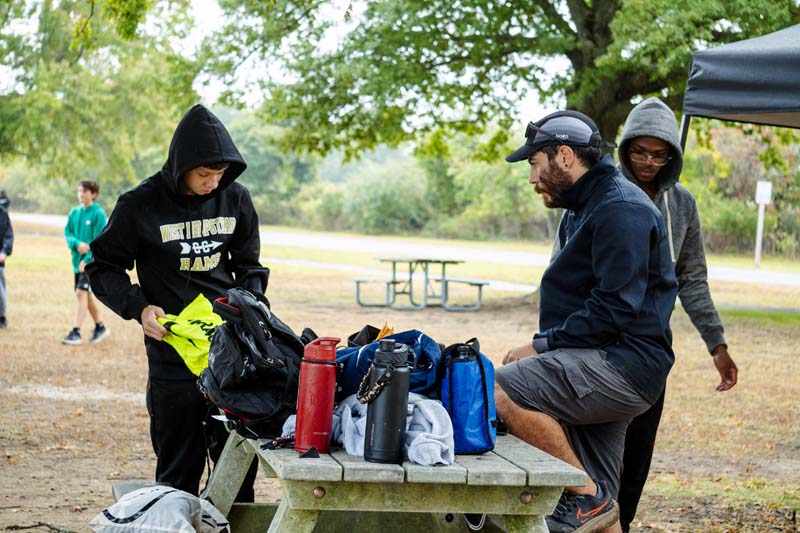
[
  {"left": 375, "top": 340, "right": 408, "bottom": 366},
  {"left": 303, "top": 337, "right": 341, "bottom": 362}
]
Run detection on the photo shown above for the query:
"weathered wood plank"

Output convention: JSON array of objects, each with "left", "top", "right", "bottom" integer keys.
[
  {"left": 281, "top": 480, "right": 562, "bottom": 516},
  {"left": 455, "top": 453, "right": 526, "bottom": 486},
  {"left": 252, "top": 439, "right": 278, "bottom": 478},
  {"left": 504, "top": 513, "right": 548, "bottom": 533},
  {"left": 331, "top": 450, "right": 405, "bottom": 483},
  {"left": 258, "top": 447, "right": 343, "bottom": 482},
  {"left": 227, "top": 502, "right": 278, "bottom": 533},
  {"left": 404, "top": 460, "right": 467, "bottom": 484},
  {"left": 493, "top": 434, "right": 586, "bottom": 487},
  {"left": 318, "top": 511, "right": 447, "bottom": 532},
  {"left": 268, "top": 499, "right": 319, "bottom": 533},
  {"left": 201, "top": 432, "right": 256, "bottom": 515}
]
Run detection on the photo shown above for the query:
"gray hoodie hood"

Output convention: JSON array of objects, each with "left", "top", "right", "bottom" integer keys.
[
  {"left": 615, "top": 97, "right": 727, "bottom": 354},
  {"left": 618, "top": 97, "right": 683, "bottom": 193}
]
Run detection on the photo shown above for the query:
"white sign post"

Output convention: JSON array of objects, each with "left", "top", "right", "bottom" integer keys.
[{"left": 754, "top": 181, "right": 772, "bottom": 266}]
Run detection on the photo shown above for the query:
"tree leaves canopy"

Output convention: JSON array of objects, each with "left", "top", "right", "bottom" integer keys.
[
  {"left": 203, "top": 0, "right": 800, "bottom": 159},
  {"left": 0, "top": 0, "right": 198, "bottom": 183}
]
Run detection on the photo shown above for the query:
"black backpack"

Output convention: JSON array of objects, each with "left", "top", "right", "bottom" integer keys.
[{"left": 198, "top": 288, "right": 308, "bottom": 439}]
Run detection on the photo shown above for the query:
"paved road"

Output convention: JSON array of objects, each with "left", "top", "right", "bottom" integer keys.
[{"left": 11, "top": 212, "right": 800, "bottom": 289}]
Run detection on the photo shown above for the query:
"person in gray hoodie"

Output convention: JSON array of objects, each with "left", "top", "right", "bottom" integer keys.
[{"left": 616, "top": 97, "right": 739, "bottom": 531}]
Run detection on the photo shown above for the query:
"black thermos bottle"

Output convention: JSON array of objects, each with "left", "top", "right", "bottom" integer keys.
[{"left": 363, "top": 339, "right": 411, "bottom": 464}]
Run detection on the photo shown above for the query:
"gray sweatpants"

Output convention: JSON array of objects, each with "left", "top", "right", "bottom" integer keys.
[
  {"left": 495, "top": 348, "right": 653, "bottom": 497},
  {"left": 0, "top": 266, "right": 6, "bottom": 318}
]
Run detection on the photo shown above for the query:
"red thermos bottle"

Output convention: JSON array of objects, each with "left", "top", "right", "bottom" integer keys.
[{"left": 295, "top": 337, "right": 341, "bottom": 454}]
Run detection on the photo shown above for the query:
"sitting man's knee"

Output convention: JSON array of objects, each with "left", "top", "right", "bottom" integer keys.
[{"left": 495, "top": 383, "right": 516, "bottom": 420}]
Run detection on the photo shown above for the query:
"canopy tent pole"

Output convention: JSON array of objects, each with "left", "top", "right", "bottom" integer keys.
[{"left": 679, "top": 114, "right": 692, "bottom": 152}]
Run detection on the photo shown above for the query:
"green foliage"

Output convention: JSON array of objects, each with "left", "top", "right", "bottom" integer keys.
[
  {"left": 418, "top": 157, "right": 456, "bottom": 215},
  {"left": 682, "top": 122, "right": 800, "bottom": 257},
  {"left": 340, "top": 164, "right": 431, "bottom": 235},
  {"left": 0, "top": 0, "right": 198, "bottom": 185},
  {"left": 289, "top": 181, "right": 348, "bottom": 231},
  {"left": 431, "top": 150, "right": 556, "bottom": 241},
  {"left": 771, "top": 173, "right": 800, "bottom": 256},
  {"left": 226, "top": 112, "right": 319, "bottom": 203},
  {"left": 702, "top": 196, "right": 774, "bottom": 254},
  {"left": 202, "top": 0, "right": 800, "bottom": 156},
  {"left": 102, "top": 0, "right": 156, "bottom": 39}
]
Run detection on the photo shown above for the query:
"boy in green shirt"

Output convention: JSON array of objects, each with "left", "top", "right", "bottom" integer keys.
[{"left": 63, "top": 180, "right": 109, "bottom": 344}]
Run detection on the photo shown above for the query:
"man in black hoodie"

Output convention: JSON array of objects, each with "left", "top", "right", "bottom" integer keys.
[
  {"left": 87, "top": 104, "right": 269, "bottom": 498},
  {"left": 498, "top": 110, "right": 678, "bottom": 533}
]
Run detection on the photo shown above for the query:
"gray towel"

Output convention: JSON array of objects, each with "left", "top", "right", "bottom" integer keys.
[
  {"left": 331, "top": 392, "right": 454, "bottom": 466},
  {"left": 405, "top": 395, "right": 454, "bottom": 466},
  {"left": 332, "top": 394, "right": 369, "bottom": 456}
]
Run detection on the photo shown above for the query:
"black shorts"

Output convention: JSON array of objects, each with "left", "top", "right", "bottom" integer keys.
[{"left": 74, "top": 272, "right": 91, "bottom": 292}]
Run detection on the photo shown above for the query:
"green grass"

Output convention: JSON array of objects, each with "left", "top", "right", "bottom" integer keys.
[
  {"left": 717, "top": 307, "right": 800, "bottom": 325},
  {"left": 263, "top": 244, "right": 545, "bottom": 285},
  {"left": 261, "top": 224, "right": 555, "bottom": 255},
  {"left": 705, "top": 251, "right": 800, "bottom": 272},
  {"left": 648, "top": 474, "right": 800, "bottom": 508}
]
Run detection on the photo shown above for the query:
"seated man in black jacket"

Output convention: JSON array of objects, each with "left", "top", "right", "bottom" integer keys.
[
  {"left": 496, "top": 111, "right": 678, "bottom": 533},
  {"left": 87, "top": 104, "right": 269, "bottom": 498}
]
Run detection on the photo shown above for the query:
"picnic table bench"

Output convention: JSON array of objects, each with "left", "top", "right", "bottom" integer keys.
[
  {"left": 200, "top": 431, "right": 586, "bottom": 532},
  {"left": 354, "top": 258, "right": 490, "bottom": 311}
]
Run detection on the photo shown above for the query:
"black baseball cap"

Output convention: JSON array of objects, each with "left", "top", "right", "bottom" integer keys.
[{"left": 505, "top": 110, "right": 616, "bottom": 163}]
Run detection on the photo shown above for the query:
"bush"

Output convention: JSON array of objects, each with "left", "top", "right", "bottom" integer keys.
[
  {"left": 423, "top": 157, "right": 557, "bottom": 241},
  {"left": 287, "top": 182, "right": 347, "bottom": 231},
  {"left": 251, "top": 194, "right": 293, "bottom": 225},
  {"left": 698, "top": 195, "right": 776, "bottom": 254},
  {"left": 341, "top": 168, "right": 431, "bottom": 235}
]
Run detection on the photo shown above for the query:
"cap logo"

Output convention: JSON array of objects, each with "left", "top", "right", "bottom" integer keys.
[{"left": 554, "top": 133, "right": 569, "bottom": 140}]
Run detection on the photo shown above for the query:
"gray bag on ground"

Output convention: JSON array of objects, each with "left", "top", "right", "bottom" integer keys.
[{"left": 89, "top": 485, "right": 229, "bottom": 533}]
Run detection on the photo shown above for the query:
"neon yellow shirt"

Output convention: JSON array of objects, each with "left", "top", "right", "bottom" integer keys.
[{"left": 157, "top": 294, "right": 223, "bottom": 376}]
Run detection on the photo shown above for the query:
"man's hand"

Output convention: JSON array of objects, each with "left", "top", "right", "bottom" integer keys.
[
  {"left": 0, "top": 252, "right": 6, "bottom": 264},
  {"left": 502, "top": 343, "right": 536, "bottom": 365},
  {"left": 712, "top": 345, "right": 738, "bottom": 392},
  {"left": 77, "top": 242, "right": 90, "bottom": 254},
  {"left": 78, "top": 260, "right": 86, "bottom": 273},
  {"left": 140, "top": 305, "right": 168, "bottom": 341}
]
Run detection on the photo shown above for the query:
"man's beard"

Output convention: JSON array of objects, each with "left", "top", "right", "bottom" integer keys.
[{"left": 536, "top": 159, "right": 573, "bottom": 208}]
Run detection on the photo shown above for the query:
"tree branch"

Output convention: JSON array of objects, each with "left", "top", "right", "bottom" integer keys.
[{"left": 73, "top": 0, "right": 95, "bottom": 42}]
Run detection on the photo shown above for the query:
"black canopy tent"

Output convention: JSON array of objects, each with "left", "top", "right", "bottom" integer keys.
[{"left": 680, "top": 23, "right": 800, "bottom": 149}]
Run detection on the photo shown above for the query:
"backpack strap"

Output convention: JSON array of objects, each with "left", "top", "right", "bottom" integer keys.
[{"left": 464, "top": 337, "right": 480, "bottom": 355}]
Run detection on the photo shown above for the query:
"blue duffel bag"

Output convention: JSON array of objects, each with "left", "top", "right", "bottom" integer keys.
[{"left": 336, "top": 329, "right": 443, "bottom": 400}]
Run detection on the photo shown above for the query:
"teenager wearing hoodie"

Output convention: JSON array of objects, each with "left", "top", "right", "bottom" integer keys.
[
  {"left": 616, "top": 97, "right": 739, "bottom": 531},
  {"left": 87, "top": 104, "right": 269, "bottom": 499}
]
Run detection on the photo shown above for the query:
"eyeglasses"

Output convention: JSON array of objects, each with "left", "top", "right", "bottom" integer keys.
[{"left": 629, "top": 150, "right": 671, "bottom": 167}]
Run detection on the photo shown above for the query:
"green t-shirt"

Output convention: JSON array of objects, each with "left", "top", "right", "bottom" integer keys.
[{"left": 64, "top": 202, "right": 107, "bottom": 273}]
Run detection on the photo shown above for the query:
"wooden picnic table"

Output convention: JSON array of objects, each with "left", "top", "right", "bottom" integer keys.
[
  {"left": 202, "top": 431, "right": 585, "bottom": 533},
  {"left": 354, "top": 257, "right": 489, "bottom": 311}
]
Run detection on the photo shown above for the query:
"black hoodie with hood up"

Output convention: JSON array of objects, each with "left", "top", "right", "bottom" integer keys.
[{"left": 88, "top": 105, "right": 269, "bottom": 380}]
